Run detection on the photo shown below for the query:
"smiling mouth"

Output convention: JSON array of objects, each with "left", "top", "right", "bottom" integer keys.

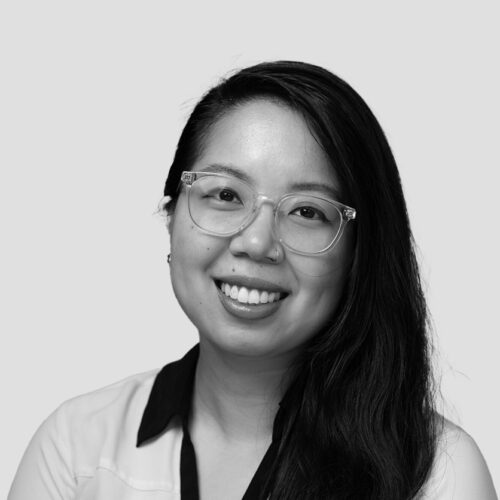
[{"left": 214, "top": 279, "right": 289, "bottom": 306}]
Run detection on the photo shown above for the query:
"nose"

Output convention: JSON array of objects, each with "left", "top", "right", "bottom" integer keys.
[{"left": 228, "top": 203, "right": 283, "bottom": 263}]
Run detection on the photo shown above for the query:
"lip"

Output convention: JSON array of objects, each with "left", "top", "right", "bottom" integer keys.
[
  {"left": 214, "top": 275, "right": 291, "bottom": 295},
  {"left": 214, "top": 281, "right": 286, "bottom": 320}
]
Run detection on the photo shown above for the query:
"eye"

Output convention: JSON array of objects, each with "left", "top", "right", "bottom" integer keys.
[
  {"left": 291, "top": 206, "right": 326, "bottom": 221},
  {"left": 218, "top": 189, "right": 238, "bottom": 202}
]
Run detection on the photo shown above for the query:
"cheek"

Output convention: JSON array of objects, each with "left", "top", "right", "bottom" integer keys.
[
  {"left": 169, "top": 212, "right": 225, "bottom": 298},
  {"left": 302, "top": 267, "right": 347, "bottom": 312},
  {"left": 171, "top": 231, "right": 210, "bottom": 283},
  {"left": 291, "top": 268, "right": 348, "bottom": 343},
  {"left": 169, "top": 231, "right": 219, "bottom": 326},
  {"left": 289, "top": 242, "right": 352, "bottom": 325},
  {"left": 170, "top": 204, "right": 203, "bottom": 260},
  {"left": 290, "top": 246, "right": 352, "bottom": 286},
  {"left": 290, "top": 225, "right": 354, "bottom": 282}
]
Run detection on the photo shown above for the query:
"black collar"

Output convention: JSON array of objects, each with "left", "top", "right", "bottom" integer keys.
[{"left": 136, "top": 344, "right": 199, "bottom": 447}]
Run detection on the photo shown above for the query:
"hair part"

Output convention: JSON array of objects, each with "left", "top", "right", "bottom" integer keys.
[{"left": 164, "top": 61, "right": 438, "bottom": 499}]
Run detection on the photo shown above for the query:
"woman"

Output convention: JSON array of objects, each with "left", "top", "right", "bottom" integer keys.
[{"left": 9, "top": 61, "right": 497, "bottom": 499}]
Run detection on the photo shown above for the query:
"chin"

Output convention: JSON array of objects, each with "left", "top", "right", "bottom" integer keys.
[{"left": 200, "top": 326, "right": 302, "bottom": 360}]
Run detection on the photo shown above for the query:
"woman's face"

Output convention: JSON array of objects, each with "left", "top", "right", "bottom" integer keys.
[{"left": 168, "top": 100, "right": 353, "bottom": 359}]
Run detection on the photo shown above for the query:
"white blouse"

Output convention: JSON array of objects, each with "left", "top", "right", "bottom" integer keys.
[{"left": 8, "top": 367, "right": 498, "bottom": 499}]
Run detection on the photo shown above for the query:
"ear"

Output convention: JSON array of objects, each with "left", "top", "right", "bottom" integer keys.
[
  {"left": 166, "top": 212, "right": 174, "bottom": 236},
  {"left": 157, "top": 195, "right": 174, "bottom": 235}
]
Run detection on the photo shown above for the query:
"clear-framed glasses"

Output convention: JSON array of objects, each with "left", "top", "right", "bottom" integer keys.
[{"left": 176, "top": 171, "right": 356, "bottom": 256}]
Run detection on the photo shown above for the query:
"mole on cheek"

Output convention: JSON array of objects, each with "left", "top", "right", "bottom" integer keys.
[{"left": 206, "top": 247, "right": 210, "bottom": 251}]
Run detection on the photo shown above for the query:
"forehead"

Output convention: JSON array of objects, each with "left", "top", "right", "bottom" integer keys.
[{"left": 192, "top": 100, "right": 341, "bottom": 197}]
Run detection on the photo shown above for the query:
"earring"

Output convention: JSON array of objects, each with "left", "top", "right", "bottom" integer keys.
[{"left": 167, "top": 253, "right": 172, "bottom": 264}]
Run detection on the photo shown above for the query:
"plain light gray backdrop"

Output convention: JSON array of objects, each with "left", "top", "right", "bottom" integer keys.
[{"left": 1, "top": 1, "right": 498, "bottom": 496}]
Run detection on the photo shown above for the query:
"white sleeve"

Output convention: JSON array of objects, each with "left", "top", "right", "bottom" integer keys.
[
  {"left": 422, "top": 423, "right": 498, "bottom": 500},
  {"left": 8, "top": 404, "right": 76, "bottom": 500}
]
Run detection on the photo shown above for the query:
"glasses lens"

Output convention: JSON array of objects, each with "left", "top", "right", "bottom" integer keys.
[
  {"left": 276, "top": 195, "right": 342, "bottom": 253},
  {"left": 188, "top": 175, "right": 254, "bottom": 235}
]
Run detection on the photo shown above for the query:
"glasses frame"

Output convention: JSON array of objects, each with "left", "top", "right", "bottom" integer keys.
[{"left": 177, "top": 170, "right": 357, "bottom": 256}]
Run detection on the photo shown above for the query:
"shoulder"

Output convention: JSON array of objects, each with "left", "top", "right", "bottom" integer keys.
[
  {"left": 34, "top": 369, "right": 163, "bottom": 471},
  {"left": 8, "top": 369, "right": 163, "bottom": 499},
  {"left": 52, "top": 368, "right": 160, "bottom": 459},
  {"left": 57, "top": 368, "right": 160, "bottom": 427},
  {"left": 421, "top": 418, "right": 498, "bottom": 499}
]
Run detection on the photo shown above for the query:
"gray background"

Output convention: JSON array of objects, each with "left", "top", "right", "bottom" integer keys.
[{"left": 1, "top": 1, "right": 498, "bottom": 496}]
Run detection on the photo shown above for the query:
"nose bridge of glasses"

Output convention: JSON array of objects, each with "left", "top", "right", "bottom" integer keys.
[
  {"left": 253, "top": 193, "right": 278, "bottom": 213},
  {"left": 239, "top": 193, "right": 278, "bottom": 237}
]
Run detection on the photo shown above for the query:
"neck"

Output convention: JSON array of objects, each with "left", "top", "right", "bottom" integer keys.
[{"left": 191, "top": 339, "right": 296, "bottom": 445}]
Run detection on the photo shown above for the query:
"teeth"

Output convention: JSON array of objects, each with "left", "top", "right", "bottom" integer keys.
[
  {"left": 248, "top": 289, "right": 260, "bottom": 304},
  {"left": 219, "top": 281, "right": 284, "bottom": 305},
  {"left": 237, "top": 287, "right": 249, "bottom": 303}
]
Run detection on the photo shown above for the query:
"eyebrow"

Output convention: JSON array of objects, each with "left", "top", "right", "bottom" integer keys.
[
  {"left": 199, "top": 163, "right": 342, "bottom": 200},
  {"left": 289, "top": 181, "right": 341, "bottom": 200},
  {"left": 200, "top": 164, "right": 251, "bottom": 182}
]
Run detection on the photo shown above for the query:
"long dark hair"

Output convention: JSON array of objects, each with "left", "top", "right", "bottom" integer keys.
[{"left": 163, "top": 61, "right": 438, "bottom": 499}]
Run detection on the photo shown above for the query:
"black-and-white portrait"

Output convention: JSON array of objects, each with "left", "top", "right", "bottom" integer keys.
[{"left": 2, "top": 2, "right": 498, "bottom": 499}]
